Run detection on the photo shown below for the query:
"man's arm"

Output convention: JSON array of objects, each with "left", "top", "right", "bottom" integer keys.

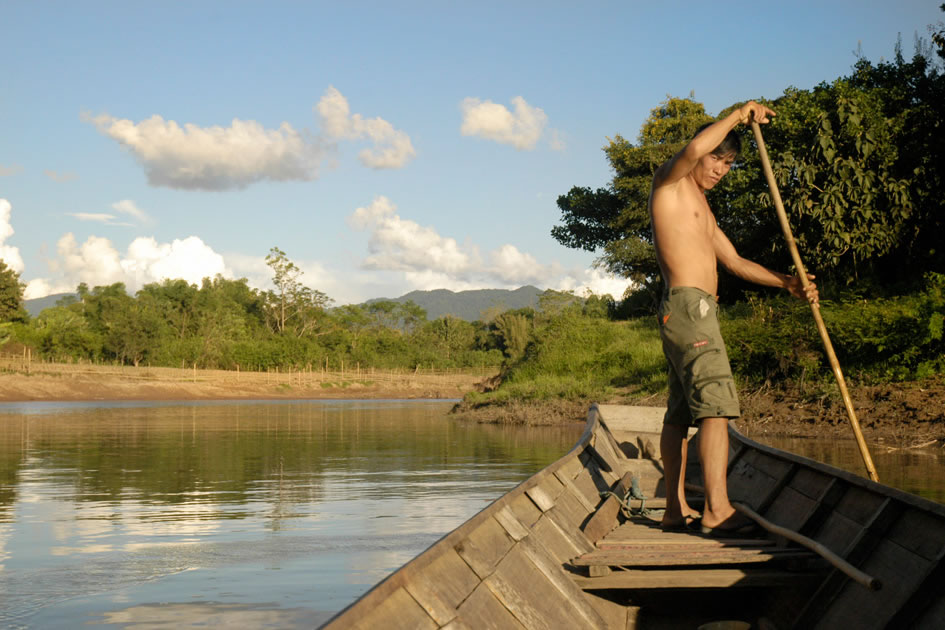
[
  {"left": 655, "top": 101, "right": 775, "bottom": 188},
  {"left": 713, "top": 223, "right": 819, "bottom": 303}
]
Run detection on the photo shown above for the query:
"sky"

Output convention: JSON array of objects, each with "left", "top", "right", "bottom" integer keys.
[{"left": 1, "top": 1, "right": 942, "bottom": 306}]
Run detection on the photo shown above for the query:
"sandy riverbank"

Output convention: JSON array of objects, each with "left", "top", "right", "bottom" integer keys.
[{"left": 0, "top": 372, "right": 473, "bottom": 402}]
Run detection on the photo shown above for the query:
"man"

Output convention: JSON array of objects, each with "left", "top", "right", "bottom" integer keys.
[{"left": 649, "top": 101, "right": 818, "bottom": 535}]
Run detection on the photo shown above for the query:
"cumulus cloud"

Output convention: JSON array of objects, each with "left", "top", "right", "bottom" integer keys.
[
  {"left": 44, "top": 170, "right": 78, "bottom": 183},
  {"left": 85, "top": 87, "right": 415, "bottom": 190},
  {"left": 0, "top": 164, "right": 23, "bottom": 177},
  {"left": 348, "top": 195, "right": 633, "bottom": 299},
  {"left": 460, "top": 96, "right": 548, "bottom": 150},
  {"left": 316, "top": 86, "right": 416, "bottom": 169},
  {"left": 24, "top": 232, "right": 229, "bottom": 299},
  {"left": 0, "top": 199, "right": 24, "bottom": 272},
  {"left": 85, "top": 112, "right": 322, "bottom": 191}
]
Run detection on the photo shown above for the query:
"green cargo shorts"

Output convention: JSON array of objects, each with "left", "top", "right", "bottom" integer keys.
[{"left": 657, "top": 287, "right": 740, "bottom": 426}]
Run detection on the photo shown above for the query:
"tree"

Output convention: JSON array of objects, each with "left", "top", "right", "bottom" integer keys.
[
  {"left": 264, "top": 247, "right": 333, "bottom": 337},
  {"left": 553, "top": 41, "right": 945, "bottom": 297},
  {"left": 0, "top": 260, "right": 28, "bottom": 323},
  {"left": 552, "top": 97, "right": 712, "bottom": 286}
]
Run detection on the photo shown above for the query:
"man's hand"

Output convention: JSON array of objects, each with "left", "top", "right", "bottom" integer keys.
[
  {"left": 786, "top": 273, "right": 818, "bottom": 304},
  {"left": 738, "top": 101, "right": 776, "bottom": 125}
]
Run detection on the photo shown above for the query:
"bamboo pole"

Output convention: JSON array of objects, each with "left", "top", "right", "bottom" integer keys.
[
  {"left": 750, "top": 120, "right": 879, "bottom": 482},
  {"left": 734, "top": 502, "right": 880, "bottom": 590}
]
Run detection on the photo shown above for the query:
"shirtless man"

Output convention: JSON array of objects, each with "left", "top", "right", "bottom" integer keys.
[{"left": 649, "top": 101, "right": 819, "bottom": 534}]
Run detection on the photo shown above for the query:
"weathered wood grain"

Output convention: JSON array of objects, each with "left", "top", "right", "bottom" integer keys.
[
  {"left": 403, "top": 549, "right": 480, "bottom": 625},
  {"left": 455, "top": 516, "right": 514, "bottom": 580}
]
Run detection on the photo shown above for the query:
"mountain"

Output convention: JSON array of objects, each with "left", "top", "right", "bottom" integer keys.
[
  {"left": 24, "top": 293, "right": 75, "bottom": 318},
  {"left": 367, "top": 286, "right": 544, "bottom": 321}
]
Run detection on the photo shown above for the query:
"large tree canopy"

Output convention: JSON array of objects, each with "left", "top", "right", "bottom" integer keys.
[{"left": 553, "top": 39, "right": 944, "bottom": 298}]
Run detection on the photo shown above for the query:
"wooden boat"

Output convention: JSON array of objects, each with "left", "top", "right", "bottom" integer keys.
[{"left": 321, "top": 404, "right": 945, "bottom": 629}]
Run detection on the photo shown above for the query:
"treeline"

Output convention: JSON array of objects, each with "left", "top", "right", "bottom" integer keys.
[{"left": 0, "top": 249, "right": 617, "bottom": 371}]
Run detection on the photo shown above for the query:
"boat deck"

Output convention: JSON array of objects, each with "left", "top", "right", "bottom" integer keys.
[{"left": 572, "top": 514, "right": 825, "bottom": 589}]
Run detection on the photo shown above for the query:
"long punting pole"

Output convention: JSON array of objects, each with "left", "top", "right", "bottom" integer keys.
[{"left": 750, "top": 120, "right": 880, "bottom": 483}]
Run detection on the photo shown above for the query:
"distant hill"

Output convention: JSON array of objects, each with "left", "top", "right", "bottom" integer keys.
[
  {"left": 24, "top": 293, "right": 75, "bottom": 318},
  {"left": 367, "top": 286, "right": 544, "bottom": 321}
]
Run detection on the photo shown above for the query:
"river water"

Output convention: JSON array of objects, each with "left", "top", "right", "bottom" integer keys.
[{"left": 0, "top": 400, "right": 941, "bottom": 628}]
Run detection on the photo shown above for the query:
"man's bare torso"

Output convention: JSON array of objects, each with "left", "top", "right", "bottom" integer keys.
[{"left": 649, "top": 168, "right": 719, "bottom": 296}]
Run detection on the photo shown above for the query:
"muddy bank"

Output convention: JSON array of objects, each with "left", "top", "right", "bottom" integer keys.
[{"left": 452, "top": 377, "right": 945, "bottom": 446}]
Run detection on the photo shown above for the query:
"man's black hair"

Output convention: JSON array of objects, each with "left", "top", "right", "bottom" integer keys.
[{"left": 694, "top": 122, "right": 741, "bottom": 157}]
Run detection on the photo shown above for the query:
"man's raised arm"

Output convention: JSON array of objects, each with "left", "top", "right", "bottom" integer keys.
[{"left": 655, "top": 101, "right": 775, "bottom": 188}]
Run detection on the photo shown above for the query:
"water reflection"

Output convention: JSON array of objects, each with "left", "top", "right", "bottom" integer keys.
[
  {"left": 0, "top": 400, "right": 581, "bottom": 628},
  {"left": 750, "top": 434, "right": 945, "bottom": 504}
]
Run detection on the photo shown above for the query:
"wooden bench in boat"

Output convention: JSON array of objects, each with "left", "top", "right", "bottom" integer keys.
[{"left": 571, "top": 516, "right": 825, "bottom": 589}]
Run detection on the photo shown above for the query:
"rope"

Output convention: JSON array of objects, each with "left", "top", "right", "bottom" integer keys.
[{"left": 599, "top": 489, "right": 649, "bottom": 517}]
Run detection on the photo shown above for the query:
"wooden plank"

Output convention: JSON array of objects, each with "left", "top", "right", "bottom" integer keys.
[
  {"left": 570, "top": 463, "right": 609, "bottom": 509},
  {"left": 814, "top": 538, "right": 932, "bottom": 630},
  {"left": 526, "top": 472, "right": 564, "bottom": 513},
  {"left": 555, "top": 452, "right": 585, "bottom": 482},
  {"left": 348, "top": 587, "right": 437, "bottom": 630},
  {"left": 753, "top": 462, "right": 798, "bottom": 515},
  {"left": 573, "top": 547, "right": 817, "bottom": 567},
  {"left": 403, "top": 548, "right": 480, "bottom": 625},
  {"left": 599, "top": 541, "right": 776, "bottom": 551},
  {"left": 883, "top": 547, "right": 945, "bottom": 629},
  {"left": 550, "top": 482, "right": 595, "bottom": 532},
  {"left": 797, "top": 477, "right": 847, "bottom": 538},
  {"left": 764, "top": 485, "right": 819, "bottom": 532},
  {"left": 572, "top": 568, "right": 820, "bottom": 590},
  {"left": 494, "top": 505, "right": 531, "bottom": 542},
  {"left": 455, "top": 516, "right": 514, "bottom": 580},
  {"left": 484, "top": 544, "right": 605, "bottom": 630},
  {"left": 555, "top": 469, "right": 597, "bottom": 513},
  {"left": 455, "top": 582, "right": 527, "bottom": 630},
  {"left": 545, "top": 504, "right": 595, "bottom": 556},
  {"left": 582, "top": 472, "right": 634, "bottom": 543},
  {"left": 531, "top": 512, "right": 586, "bottom": 563},
  {"left": 884, "top": 509, "right": 945, "bottom": 560},
  {"left": 508, "top": 492, "right": 542, "bottom": 528},
  {"left": 789, "top": 466, "right": 835, "bottom": 501},
  {"left": 583, "top": 591, "right": 629, "bottom": 630},
  {"left": 833, "top": 485, "right": 887, "bottom": 525},
  {"left": 794, "top": 497, "right": 903, "bottom": 629},
  {"left": 518, "top": 534, "right": 610, "bottom": 629}
]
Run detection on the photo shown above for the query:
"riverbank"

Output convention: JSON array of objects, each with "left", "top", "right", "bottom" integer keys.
[
  {"left": 451, "top": 376, "right": 945, "bottom": 446},
  {"left": 2, "top": 365, "right": 942, "bottom": 447},
  {"left": 0, "top": 370, "right": 478, "bottom": 402}
]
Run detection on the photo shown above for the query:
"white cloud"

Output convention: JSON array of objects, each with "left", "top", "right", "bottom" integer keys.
[
  {"left": 460, "top": 96, "right": 548, "bottom": 150},
  {"left": 44, "top": 170, "right": 78, "bottom": 182},
  {"left": 67, "top": 213, "right": 126, "bottom": 225},
  {"left": 85, "top": 113, "right": 321, "bottom": 191},
  {"left": 112, "top": 199, "right": 152, "bottom": 224},
  {"left": 348, "top": 196, "right": 633, "bottom": 299},
  {"left": 26, "top": 232, "right": 229, "bottom": 298},
  {"left": 315, "top": 86, "right": 416, "bottom": 169},
  {"left": 349, "top": 196, "right": 476, "bottom": 275},
  {"left": 0, "top": 199, "right": 24, "bottom": 272}
]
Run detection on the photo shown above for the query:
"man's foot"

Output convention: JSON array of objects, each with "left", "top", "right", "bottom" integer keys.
[
  {"left": 661, "top": 513, "right": 702, "bottom": 532},
  {"left": 699, "top": 512, "right": 759, "bottom": 538}
]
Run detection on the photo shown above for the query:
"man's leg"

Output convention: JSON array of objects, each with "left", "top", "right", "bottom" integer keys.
[
  {"left": 697, "top": 416, "right": 744, "bottom": 529},
  {"left": 660, "top": 423, "right": 698, "bottom": 528}
]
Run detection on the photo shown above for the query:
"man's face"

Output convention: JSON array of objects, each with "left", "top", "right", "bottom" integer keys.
[{"left": 694, "top": 152, "right": 736, "bottom": 190}]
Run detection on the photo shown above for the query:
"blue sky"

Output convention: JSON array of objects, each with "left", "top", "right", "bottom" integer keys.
[{"left": 1, "top": 1, "right": 941, "bottom": 305}]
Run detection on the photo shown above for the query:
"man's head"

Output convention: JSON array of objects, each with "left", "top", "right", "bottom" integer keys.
[{"left": 692, "top": 122, "right": 740, "bottom": 191}]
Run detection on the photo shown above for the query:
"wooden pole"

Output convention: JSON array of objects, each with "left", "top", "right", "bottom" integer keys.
[{"left": 750, "top": 120, "right": 879, "bottom": 483}]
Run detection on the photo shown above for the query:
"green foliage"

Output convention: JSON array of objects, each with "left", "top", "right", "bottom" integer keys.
[
  {"left": 0, "top": 260, "right": 28, "bottom": 323},
  {"left": 723, "top": 274, "right": 945, "bottom": 385},
  {"left": 553, "top": 37, "right": 945, "bottom": 297}
]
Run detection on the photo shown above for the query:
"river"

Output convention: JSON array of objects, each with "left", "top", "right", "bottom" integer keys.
[{"left": 0, "top": 399, "right": 941, "bottom": 628}]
